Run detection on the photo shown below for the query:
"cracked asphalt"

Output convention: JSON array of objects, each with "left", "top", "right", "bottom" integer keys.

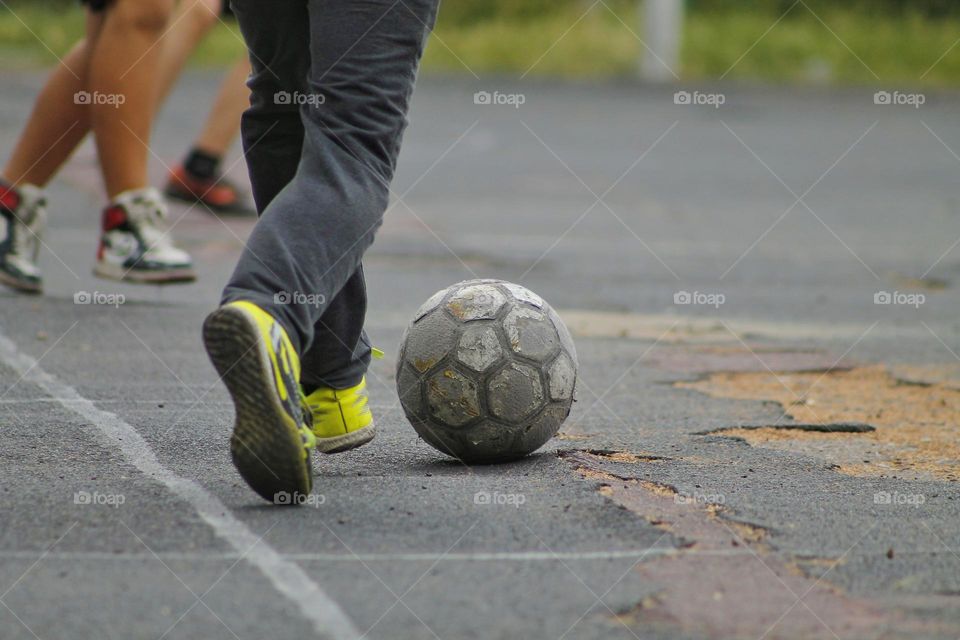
[{"left": 1, "top": 71, "right": 960, "bottom": 639}]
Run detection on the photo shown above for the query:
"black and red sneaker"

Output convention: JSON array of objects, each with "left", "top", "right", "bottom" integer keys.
[
  {"left": 165, "top": 165, "right": 254, "bottom": 215},
  {"left": 0, "top": 182, "right": 46, "bottom": 294}
]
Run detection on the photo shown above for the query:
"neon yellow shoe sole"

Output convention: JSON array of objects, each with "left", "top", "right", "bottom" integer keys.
[
  {"left": 305, "top": 376, "right": 376, "bottom": 454},
  {"left": 202, "top": 301, "right": 315, "bottom": 503}
]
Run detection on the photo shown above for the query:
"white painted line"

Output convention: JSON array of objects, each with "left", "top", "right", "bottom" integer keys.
[{"left": 0, "top": 330, "right": 361, "bottom": 640}]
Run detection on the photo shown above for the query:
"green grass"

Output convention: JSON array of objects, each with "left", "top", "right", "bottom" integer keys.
[
  {"left": 0, "top": 4, "right": 245, "bottom": 67},
  {"left": 3, "top": 2, "right": 960, "bottom": 86},
  {"left": 683, "top": 7, "right": 960, "bottom": 86},
  {"left": 425, "top": 3, "right": 960, "bottom": 86},
  {"left": 424, "top": 9, "right": 643, "bottom": 78},
  {"left": 0, "top": 5, "right": 85, "bottom": 64}
]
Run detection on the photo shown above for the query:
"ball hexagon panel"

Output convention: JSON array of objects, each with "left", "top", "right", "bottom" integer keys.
[
  {"left": 503, "top": 306, "right": 559, "bottom": 362},
  {"left": 405, "top": 309, "right": 458, "bottom": 374},
  {"left": 502, "top": 282, "right": 544, "bottom": 309},
  {"left": 456, "top": 323, "right": 504, "bottom": 373},
  {"left": 488, "top": 362, "right": 546, "bottom": 423},
  {"left": 425, "top": 367, "right": 482, "bottom": 427},
  {"left": 547, "top": 306, "right": 577, "bottom": 363},
  {"left": 396, "top": 364, "right": 424, "bottom": 417},
  {"left": 518, "top": 405, "right": 571, "bottom": 453},
  {"left": 458, "top": 420, "right": 523, "bottom": 462},
  {"left": 445, "top": 283, "right": 507, "bottom": 322},
  {"left": 547, "top": 352, "right": 576, "bottom": 401}
]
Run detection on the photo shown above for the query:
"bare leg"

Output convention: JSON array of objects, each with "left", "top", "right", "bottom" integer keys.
[
  {"left": 193, "top": 56, "right": 251, "bottom": 156},
  {"left": 2, "top": 13, "right": 104, "bottom": 188},
  {"left": 154, "top": 0, "right": 222, "bottom": 103},
  {"left": 87, "top": 0, "right": 175, "bottom": 198},
  {"left": 168, "top": 55, "right": 252, "bottom": 214},
  {"left": 150, "top": 0, "right": 251, "bottom": 211}
]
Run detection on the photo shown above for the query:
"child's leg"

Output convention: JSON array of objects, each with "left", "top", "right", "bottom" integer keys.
[
  {"left": 299, "top": 270, "right": 370, "bottom": 391},
  {"left": 222, "top": 0, "right": 439, "bottom": 367},
  {"left": 226, "top": 1, "right": 369, "bottom": 390},
  {"left": 154, "top": 0, "right": 223, "bottom": 104},
  {"left": 191, "top": 56, "right": 251, "bottom": 158},
  {"left": 160, "top": 2, "right": 251, "bottom": 212},
  {"left": 165, "top": 55, "right": 251, "bottom": 212},
  {"left": 87, "top": 0, "right": 175, "bottom": 198},
  {"left": 2, "top": 12, "right": 105, "bottom": 187}
]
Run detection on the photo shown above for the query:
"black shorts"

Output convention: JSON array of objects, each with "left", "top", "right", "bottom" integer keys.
[
  {"left": 80, "top": 0, "right": 233, "bottom": 16},
  {"left": 79, "top": 0, "right": 109, "bottom": 11}
]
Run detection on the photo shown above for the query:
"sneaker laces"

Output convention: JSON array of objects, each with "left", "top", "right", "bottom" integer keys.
[{"left": 113, "top": 187, "right": 176, "bottom": 253}]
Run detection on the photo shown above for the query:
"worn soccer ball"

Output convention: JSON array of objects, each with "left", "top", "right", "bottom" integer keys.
[{"left": 396, "top": 279, "right": 577, "bottom": 463}]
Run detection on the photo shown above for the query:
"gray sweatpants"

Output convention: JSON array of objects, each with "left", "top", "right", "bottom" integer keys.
[{"left": 223, "top": 0, "right": 439, "bottom": 390}]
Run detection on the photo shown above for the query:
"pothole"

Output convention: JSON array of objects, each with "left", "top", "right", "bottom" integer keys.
[
  {"left": 678, "top": 365, "right": 960, "bottom": 481},
  {"left": 581, "top": 449, "right": 670, "bottom": 463},
  {"left": 698, "top": 422, "right": 875, "bottom": 435}
]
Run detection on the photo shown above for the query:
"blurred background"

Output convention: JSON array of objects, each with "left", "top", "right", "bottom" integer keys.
[{"left": 4, "top": 0, "right": 960, "bottom": 85}]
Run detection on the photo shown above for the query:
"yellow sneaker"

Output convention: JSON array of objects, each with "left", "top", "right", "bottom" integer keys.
[
  {"left": 202, "top": 301, "right": 316, "bottom": 503},
  {"left": 305, "top": 376, "right": 376, "bottom": 454}
]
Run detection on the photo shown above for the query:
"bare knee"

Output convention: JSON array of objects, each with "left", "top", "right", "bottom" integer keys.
[
  {"left": 108, "top": 0, "right": 175, "bottom": 35},
  {"left": 183, "top": 0, "right": 222, "bottom": 33}
]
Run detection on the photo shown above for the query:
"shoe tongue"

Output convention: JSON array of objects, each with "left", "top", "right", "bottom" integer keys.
[
  {"left": 112, "top": 187, "right": 168, "bottom": 223},
  {"left": 107, "top": 187, "right": 174, "bottom": 252},
  {"left": 8, "top": 184, "right": 46, "bottom": 225}
]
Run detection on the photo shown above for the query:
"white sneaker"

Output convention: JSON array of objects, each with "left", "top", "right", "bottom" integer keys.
[
  {"left": 94, "top": 187, "right": 196, "bottom": 284},
  {"left": 0, "top": 182, "right": 47, "bottom": 294}
]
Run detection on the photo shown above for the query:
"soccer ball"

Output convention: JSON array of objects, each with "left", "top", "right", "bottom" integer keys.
[{"left": 396, "top": 279, "right": 577, "bottom": 463}]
